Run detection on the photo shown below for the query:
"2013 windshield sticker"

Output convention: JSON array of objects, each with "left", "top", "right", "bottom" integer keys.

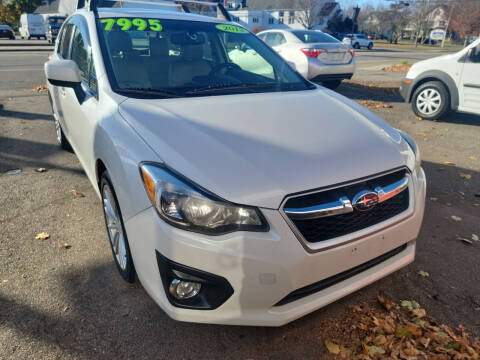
[
  {"left": 216, "top": 24, "right": 248, "bottom": 34},
  {"left": 101, "top": 18, "right": 162, "bottom": 32}
]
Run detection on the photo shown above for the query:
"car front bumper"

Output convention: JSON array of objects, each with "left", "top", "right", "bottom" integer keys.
[
  {"left": 399, "top": 79, "right": 414, "bottom": 102},
  {"left": 124, "top": 168, "right": 426, "bottom": 326}
]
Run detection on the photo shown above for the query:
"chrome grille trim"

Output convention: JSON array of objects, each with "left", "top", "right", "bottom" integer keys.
[{"left": 280, "top": 167, "right": 414, "bottom": 253}]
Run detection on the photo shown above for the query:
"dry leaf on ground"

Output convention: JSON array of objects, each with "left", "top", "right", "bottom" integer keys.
[
  {"left": 33, "top": 85, "right": 47, "bottom": 92},
  {"left": 35, "top": 168, "right": 47, "bottom": 173},
  {"left": 59, "top": 243, "right": 72, "bottom": 249},
  {"left": 325, "top": 339, "right": 340, "bottom": 354},
  {"left": 470, "top": 156, "right": 477, "bottom": 161},
  {"left": 35, "top": 232, "right": 50, "bottom": 240},
  {"left": 71, "top": 189, "right": 85, "bottom": 197},
  {"left": 360, "top": 100, "right": 392, "bottom": 109},
  {"left": 460, "top": 173, "right": 472, "bottom": 180},
  {"left": 382, "top": 64, "right": 412, "bottom": 72},
  {"left": 418, "top": 270, "right": 430, "bottom": 277},
  {"left": 472, "top": 234, "right": 479, "bottom": 242},
  {"left": 451, "top": 215, "right": 462, "bottom": 222}
]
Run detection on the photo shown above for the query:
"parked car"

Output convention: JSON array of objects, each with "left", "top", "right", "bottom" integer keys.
[
  {"left": 343, "top": 33, "right": 374, "bottom": 49},
  {"left": 0, "top": 24, "right": 15, "bottom": 39},
  {"left": 257, "top": 29, "right": 355, "bottom": 89},
  {"left": 46, "top": 16, "right": 66, "bottom": 44},
  {"left": 330, "top": 32, "right": 346, "bottom": 41},
  {"left": 400, "top": 38, "right": 480, "bottom": 119},
  {"left": 45, "top": 1, "right": 425, "bottom": 326},
  {"left": 467, "top": 36, "right": 478, "bottom": 45},
  {"left": 19, "top": 13, "right": 46, "bottom": 40}
]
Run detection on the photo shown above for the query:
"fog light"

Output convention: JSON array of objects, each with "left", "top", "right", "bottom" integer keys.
[{"left": 169, "top": 279, "right": 201, "bottom": 300}]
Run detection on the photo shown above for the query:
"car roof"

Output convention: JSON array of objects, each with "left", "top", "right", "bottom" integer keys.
[
  {"left": 94, "top": 7, "right": 227, "bottom": 24},
  {"left": 0, "top": 24, "right": 11, "bottom": 28}
]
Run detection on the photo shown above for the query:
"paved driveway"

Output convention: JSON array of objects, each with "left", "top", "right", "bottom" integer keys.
[{"left": 0, "top": 50, "right": 479, "bottom": 359}]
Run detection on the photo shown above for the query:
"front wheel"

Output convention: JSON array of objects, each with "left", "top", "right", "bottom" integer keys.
[
  {"left": 53, "top": 116, "right": 72, "bottom": 151},
  {"left": 353, "top": 42, "right": 360, "bottom": 49},
  {"left": 368, "top": 42, "right": 373, "bottom": 50},
  {"left": 322, "top": 80, "right": 342, "bottom": 90},
  {"left": 411, "top": 81, "right": 450, "bottom": 120},
  {"left": 101, "top": 171, "right": 135, "bottom": 283}
]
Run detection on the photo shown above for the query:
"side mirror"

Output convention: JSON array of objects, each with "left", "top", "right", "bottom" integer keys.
[
  {"left": 45, "top": 59, "right": 86, "bottom": 103},
  {"left": 45, "top": 59, "right": 81, "bottom": 88}
]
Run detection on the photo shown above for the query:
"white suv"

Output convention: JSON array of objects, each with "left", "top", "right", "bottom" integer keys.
[
  {"left": 45, "top": 0, "right": 425, "bottom": 326},
  {"left": 343, "top": 33, "right": 373, "bottom": 50},
  {"left": 400, "top": 38, "right": 480, "bottom": 119}
]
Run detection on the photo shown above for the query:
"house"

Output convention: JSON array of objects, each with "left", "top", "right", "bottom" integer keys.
[{"left": 229, "top": 0, "right": 342, "bottom": 31}]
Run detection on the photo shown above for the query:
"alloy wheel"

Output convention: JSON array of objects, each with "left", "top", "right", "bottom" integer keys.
[
  {"left": 102, "top": 184, "right": 128, "bottom": 270},
  {"left": 416, "top": 88, "right": 442, "bottom": 116}
]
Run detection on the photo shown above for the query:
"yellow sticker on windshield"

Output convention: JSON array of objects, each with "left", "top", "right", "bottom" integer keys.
[
  {"left": 216, "top": 24, "right": 248, "bottom": 34},
  {"left": 100, "top": 18, "right": 162, "bottom": 32}
]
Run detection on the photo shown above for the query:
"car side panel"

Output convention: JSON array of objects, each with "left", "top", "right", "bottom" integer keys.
[{"left": 93, "top": 107, "right": 160, "bottom": 222}]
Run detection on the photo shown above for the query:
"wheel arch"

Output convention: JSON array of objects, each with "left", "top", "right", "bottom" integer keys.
[{"left": 409, "top": 71, "right": 459, "bottom": 110}]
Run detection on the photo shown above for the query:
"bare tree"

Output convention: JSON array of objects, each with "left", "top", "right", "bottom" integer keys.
[
  {"left": 449, "top": 0, "right": 480, "bottom": 45},
  {"left": 409, "top": 0, "right": 437, "bottom": 46},
  {"left": 293, "top": 0, "right": 319, "bottom": 29}
]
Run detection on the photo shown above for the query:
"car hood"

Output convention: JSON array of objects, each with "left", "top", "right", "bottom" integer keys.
[{"left": 119, "top": 88, "right": 412, "bottom": 209}]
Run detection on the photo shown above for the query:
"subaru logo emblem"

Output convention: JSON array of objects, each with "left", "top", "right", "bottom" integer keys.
[{"left": 353, "top": 191, "right": 379, "bottom": 211}]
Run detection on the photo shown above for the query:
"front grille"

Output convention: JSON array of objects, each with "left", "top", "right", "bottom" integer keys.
[
  {"left": 284, "top": 169, "right": 410, "bottom": 243},
  {"left": 274, "top": 244, "right": 407, "bottom": 306}
]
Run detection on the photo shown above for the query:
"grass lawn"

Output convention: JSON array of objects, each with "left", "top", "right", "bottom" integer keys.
[{"left": 374, "top": 39, "right": 464, "bottom": 52}]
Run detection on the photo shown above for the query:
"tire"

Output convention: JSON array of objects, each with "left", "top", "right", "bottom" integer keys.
[
  {"left": 322, "top": 80, "right": 342, "bottom": 90},
  {"left": 100, "top": 171, "right": 135, "bottom": 283},
  {"left": 368, "top": 42, "right": 373, "bottom": 50},
  {"left": 411, "top": 81, "right": 450, "bottom": 120},
  {"left": 53, "top": 115, "right": 72, "bottom": 151},
  {"left": 354, "top": 42, "right": 360, "bottom": 49}
]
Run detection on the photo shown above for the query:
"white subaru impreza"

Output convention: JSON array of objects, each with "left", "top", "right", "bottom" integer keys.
[{"left": 45, "top": 1, "right": 426, "bottom": 326}]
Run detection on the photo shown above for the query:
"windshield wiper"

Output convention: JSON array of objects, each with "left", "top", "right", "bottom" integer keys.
[
  {"left": 115, "top": 88, "right": 180, "bottom": 98},
  {"left": 185, "top": 83, "right": 283, "bottom": 96}
]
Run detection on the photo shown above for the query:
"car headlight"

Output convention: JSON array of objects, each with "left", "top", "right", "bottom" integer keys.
[
  {"left": 399, "top": 131, "right": 421, "bottom": 174},
  {"left": 140, "top": 163, "right": 269, "bottom": 235}
]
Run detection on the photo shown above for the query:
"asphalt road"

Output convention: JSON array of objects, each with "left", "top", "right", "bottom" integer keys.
[{"left": 0, "top": 49, "right": 479, "bottom": 359}]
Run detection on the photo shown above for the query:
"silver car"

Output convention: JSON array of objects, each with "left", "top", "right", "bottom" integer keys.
[{"left": 257, "top": 29, "right": 356, "bottom": 89}]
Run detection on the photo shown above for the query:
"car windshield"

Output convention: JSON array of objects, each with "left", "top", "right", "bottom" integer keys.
[
  {"left": 97, "top": 18, "right": 314, "bottom": 98},
  {"left": 292, "top": 31, "right": 339, "bottom": 44}
]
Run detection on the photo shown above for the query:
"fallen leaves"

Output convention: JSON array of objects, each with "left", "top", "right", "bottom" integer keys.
[
  {"left": 451, "top": 215, "right": 462, "bottom": 222},
  {"left": 35, "top": 232, "right": 50, "bottom": 240},
  {"left": 322, "top": 295, "right": 480, "bottom": 359},
  {"left": 472, "top": 234, "right": 479, "bottom": 242},
  {"left": 59, "top": 243, "right": 72, "bottom": 249},
  {"left": 71, "top": 189, "right": 85, "bottom": 198},
  {"left": 444, "top": 161, "right": 456, "bottom": 166},
  {"left": 325, "top": 339, "right": 340, "bottom": 354},
  {"left": 418, "top": 270, "right": 430, "bottom": 277},
  {"left": 470, "top": 156, "right": 477, "bottom": 161},
  {"left": 33, "top": 85, "right": 47, "bottom": 92},
  {"left": 378, "top": 294, "right": 396, "bottom": 311},
  {"left": 361, "top": 100, "right": 393, "bottom": 109},
  {"left": 381, "top": 64, "right": 412, "bottom": 72},
  {"left": 459, "top": 173, "right": 472, "bottom": 180},
  {"left": 35, "top": 168, "right": 47, "bottom": 173}
]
